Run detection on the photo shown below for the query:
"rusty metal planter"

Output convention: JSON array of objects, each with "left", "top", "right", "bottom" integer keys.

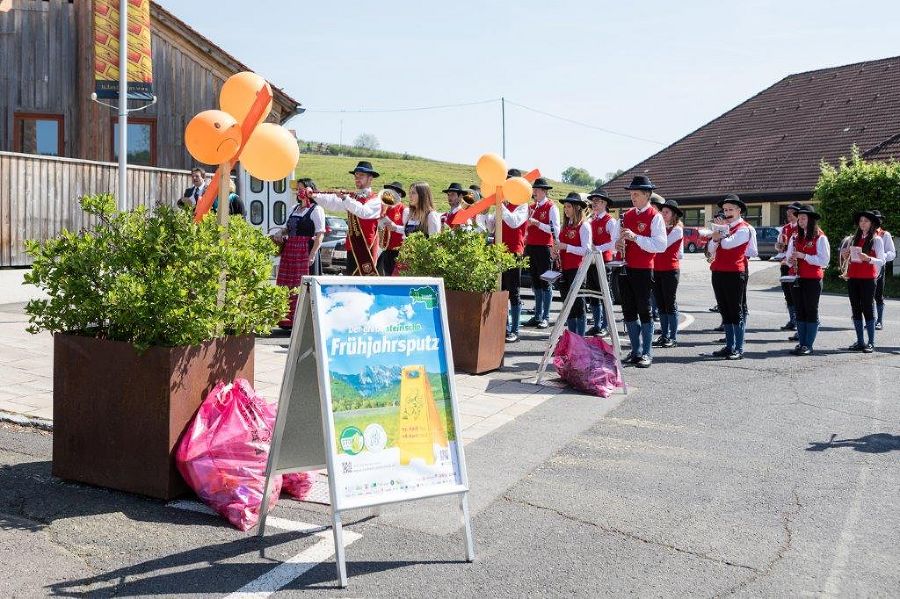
[
  {"left": 444, "top": 290, "right": 509, "bottom": 374},
  {"left": 52, "top": 333, "right": 255, "bottom": 500}
]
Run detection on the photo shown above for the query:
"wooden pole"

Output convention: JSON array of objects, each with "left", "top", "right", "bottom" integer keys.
[
  {"left": 215, "top": 165, "right": 230, "bottom": 311},
  {"left": 494, "top": 185, "right": 504, "bottom": 291}
]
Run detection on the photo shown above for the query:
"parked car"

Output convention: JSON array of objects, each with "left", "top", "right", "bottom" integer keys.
[
  {"left": 682, "top": 227, "right": 709, "bottom": 253},
  {"left": 755, "top": 226, "right": 782, "bottom": 260},
  {"left": 324, "top": 216, "right": 348, "bottom": 243},
  {"left": 319, "top": 238, "right": 346, "bottom": 273}
]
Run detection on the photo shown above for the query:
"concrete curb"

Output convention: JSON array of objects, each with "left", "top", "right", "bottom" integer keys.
[{"left": 0, "top": 410, "right": 53, "bottom": 432}]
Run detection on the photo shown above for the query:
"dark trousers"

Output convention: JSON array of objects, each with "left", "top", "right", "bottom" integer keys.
[
  {"left": 559, "top": 268, "right": 585, "bottom": 319},
  {"left": 712, "top": 271, "right": 744, "bottom": 325},
  {"left": 525, "top": 245, "right": 552, "bottom": 290},
  {"left": 653, "top": 270, "right": 679, "bottom": 314},
  {"left": 791, "top": 278, "right": 822, "bottom": 322},
  {"left": 780, "top": 264, "right": 794, "bottom": 306},
  {"left": 874, "top": 267, "right": 886, "bottom": 306},
  {"left": 619, "top": 268, "right": 654, "bottom": 323},
  {"left": 502, "top": 266, "right": 522, "bottom": 306},
  {"left": 376, "top": 249, "right": 399, "bottom": 276},
  {"left": 848, "top": 278, "right": 876, "bottom": 321}
]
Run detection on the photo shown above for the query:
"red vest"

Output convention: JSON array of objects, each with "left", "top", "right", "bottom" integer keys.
[
  {"left": 501, "top": 203, "right": 527, "bottom": 255},
  {"left": 655, "top": 226, "right": 681, "bottom": 272},
  {"left": 384, "top": 204, "right": 405, "bottom": 250},
  {"left": 795, "top": 232, "right": 824, "bottom": 279},
  {"left": 559, "top": 223, "right": 585, "bottom": 271},
  {"left": 847, "top": 235, "right": 878, "bottom": 279},
  {"left": 351, "top": 192, "right": 380, "bottom": 247},
  {"left": 526, "top": 201, "right": 554, "bottom": 247},
  {"left": 711, "top": 220, "right": 750, "bottom": 272},
  {"left": 591, "top": 213, "right": 614, "bottom": 262},
  {"left": 782, "top": 222, "right": 797, "bottom": 241},
  {"left": 621, "top": 206, "right": 659, "bottom": 269},
  {"left": 441, "top": 207, "right": 467, "bottom": 229}
]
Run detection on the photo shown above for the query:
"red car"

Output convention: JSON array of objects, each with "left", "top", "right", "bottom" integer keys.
[{"left": 682, "top": 227, "right": 709, "bottom": 253}]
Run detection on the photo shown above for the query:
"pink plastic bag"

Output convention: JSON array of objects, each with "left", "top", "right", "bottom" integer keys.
[
  {"left": 553, "top": 330, "right": 624, "bottom": 398},
  {"left": 175, "top": 379, "right": 283, "bottom": 531}
]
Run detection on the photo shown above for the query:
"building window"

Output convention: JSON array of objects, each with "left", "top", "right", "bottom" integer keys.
[
  {"left": 273, "top": 201, "right": 287, "bottom": 225},
  {"left": 249, "top": 200, "right": 264, "bottom": 225},
  {"left": 14, "top": 113, "right": 64, "bottom": 156},
  {"left": 273, "top": 178, "right": 287, "bottom": 194},
  {"left": 112, "top": 118, "right": 156, "bottom": 166},
  {"left": 744, "top": 205, "right": 762, "bottom": 227},
  {"left": 682, "top": 208, "right": 705, "bottom": 227},
  {"left": 250, "top": 176, "right": 264, "bottom": 194}
]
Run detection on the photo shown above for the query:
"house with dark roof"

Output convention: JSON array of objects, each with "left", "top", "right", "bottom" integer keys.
[{"left": 600, "top": 56, "right": 900, "bottom": 228}]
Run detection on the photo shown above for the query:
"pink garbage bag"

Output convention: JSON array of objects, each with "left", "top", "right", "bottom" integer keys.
[
  {"left": 282, "top": 471, "right": 314, "bottom": 501},
  {"left": 175, "top": 379, "right": 283, "bottom": 531},
  {"left": 553, "top": 330, "right": 624, "bottom": 398}
]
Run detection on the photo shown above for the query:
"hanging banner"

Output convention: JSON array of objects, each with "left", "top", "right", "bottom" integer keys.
[{"left": 94, "top": 0, "right": 154, "bottom": 100}]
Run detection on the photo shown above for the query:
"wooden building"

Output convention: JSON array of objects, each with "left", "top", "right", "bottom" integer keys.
[{"left": 0, "top": 0, "right": 302, "bottom": 169}]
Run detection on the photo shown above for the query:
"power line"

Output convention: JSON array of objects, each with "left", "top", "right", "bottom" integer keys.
[
  {"left": 304, "top": 98, "right": 500, "bottom": 114},
  {"left": 504, "top": 99, "right": 666, "bottom": 146}
]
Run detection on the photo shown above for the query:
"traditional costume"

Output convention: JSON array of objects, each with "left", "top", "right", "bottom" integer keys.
[
  {"left": 524, "top": 178, "right": 559, "bottom": 329},
  {"left": 485, "top": 199, "right": 529, "bottom": 342},
  {"left": 845, "top": 210, "right": 886, "bottom": 352},
  {"left": 585, "top": 188, "right": 619, "bottom": 336},
  {"left": 708, "top": 194, "right": 751, "bottom": 359},
  {"left": 785, "top": 206, "right": 829, "bottom": 355},
  {"left": 871, "top": 210, "right": 896, "bottom": 330},
  {"left": 275, "top": 196, "right": 325, "bottom": 328},
  {"left": 376, "top": 181, "right": 407, "bottom": 276},
  {"left": 652, "top": 199, "right": 684, "bottom": 348},
  {"left": 556, "top": 193, "right": 593, "bottom": 335}
]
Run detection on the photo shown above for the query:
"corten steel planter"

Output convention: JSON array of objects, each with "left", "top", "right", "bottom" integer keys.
[
  {"left": 445, "top": 290, "right": 509, "bottom": 374},
  {"left": 52, "top": 333, "right": 255, "bottom": 500}
]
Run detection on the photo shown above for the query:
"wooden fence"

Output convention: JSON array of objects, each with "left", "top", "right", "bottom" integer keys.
[{"left": 0, "top": 151, "right": 189, "bottom": 266}]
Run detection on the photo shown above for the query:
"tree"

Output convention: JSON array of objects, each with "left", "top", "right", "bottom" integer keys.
[
  {"left": 594, "top": 169, "right": 626, "bottom": 187},
  {"left": 561, "top": 166, "right": 594, "bottom": 187},
  {"left": 353, "top": 133, "right": 380, "bottom": 151}
]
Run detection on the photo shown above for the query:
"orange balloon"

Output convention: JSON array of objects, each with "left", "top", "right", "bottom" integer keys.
[
  {"left": 502, "top": 176, "right": 532, "bottom": 205},
  {"left": 476, "top": 153, "right": 507, "bottom": 184},
  {"left": 240, "top": 123, "right": 299, "bottom": 181},
  {"left": 184, "top": 110, "right": 242, "bottom": 165},
  {"left": 480, "top": 176, "right": 504, "bottom": 197},
  {"left": 220, "top": 71, "right": 273, "bottom": 126}
]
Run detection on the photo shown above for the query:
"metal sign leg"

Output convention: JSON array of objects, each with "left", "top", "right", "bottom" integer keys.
[
  {"left": 459, "top": 493, "right": 476, "bottom": 562},
  {"left": 332, "top": 510, "right": 348, "bottom": 588}
]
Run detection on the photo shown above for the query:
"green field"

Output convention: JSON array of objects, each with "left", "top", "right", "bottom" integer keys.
[
  {"left": 332, "top": 400, "right": 457, "bottom": 454},
  {"left": 294, "top": 153, "right": 591, "bottom": 213}
]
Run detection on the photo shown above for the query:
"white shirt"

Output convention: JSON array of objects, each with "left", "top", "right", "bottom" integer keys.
[
  {"left": 531, "top": 198, "right": 561, "bottom": 240},
  {"left": 630, "top": 205, "right": 667, "bottom": 253},
  {"left": 313, "top": 188, "right": 382, "bottom": 220},
  {"left": 881, "top": 231, "right": 896, "bottom": 266},
  {"left": 405, "top": 211, "right": 442, "bottom": 236},
  {"left": 745, "top": 224, "right": 759, "bottom": 258},
  {"left": 787, "top": 234, "right": 830, "bottom": 268},
  {"left": 666, "top": 226, "right": 685, "bottom": 259},
  {"left": 710, "top": 217, "right": 751, "bottom": 251},
  {"left": 560, "top": 222, "right": 593, "bottom": 256},
  {"left": 289, "top": 203, "right": 325, "bottom": 234},
  {"left": 593, "top": 211, "right": 620, "bottom": 253},
  {"left": 485, "top": 203, "right": 530, "bottom": 231}
]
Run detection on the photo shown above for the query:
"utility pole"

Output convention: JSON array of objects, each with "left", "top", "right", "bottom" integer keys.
[{"left": 501, "top": 96, "right": 506, "bottom": 159}]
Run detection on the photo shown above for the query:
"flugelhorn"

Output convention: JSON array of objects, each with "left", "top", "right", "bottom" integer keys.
[
  {"left": 838, "top": 235, "right": 854, "bottom": 280},
  {"left": 380, "top": 189, "right": 400, "bottom": 206}
]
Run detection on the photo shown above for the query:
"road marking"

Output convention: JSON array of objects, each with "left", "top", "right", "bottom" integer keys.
[
  {"left": 168, "top": 499, "right": 361, "bottom": 596},
  {"left": 678, "top": 313, "right": 695, "bottom": 331},
  {"left": 822, "top": 468, "right": 869, "bottom": 597}
]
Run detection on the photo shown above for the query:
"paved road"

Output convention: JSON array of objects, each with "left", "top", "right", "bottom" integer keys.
[{"left": 1, "top": 256, "right": 898, "bottom": 597}]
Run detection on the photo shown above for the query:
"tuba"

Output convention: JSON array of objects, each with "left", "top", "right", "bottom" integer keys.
[{"left": 838, "top": 235, "right": 854, "bottom": 280}]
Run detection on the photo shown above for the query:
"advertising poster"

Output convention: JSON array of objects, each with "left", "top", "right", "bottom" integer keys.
[
  {"left": 313, "top": 281, "right": 466, "bottom": 510},
  {"left": 94, "top": 0, "right": 154, "bottom": 100}
]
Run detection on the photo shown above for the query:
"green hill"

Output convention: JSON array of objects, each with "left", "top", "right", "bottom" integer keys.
[{"left": 293, "top": 152, "right": 591, "bottom": 213}]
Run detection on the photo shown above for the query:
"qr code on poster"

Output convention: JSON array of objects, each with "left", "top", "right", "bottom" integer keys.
[{"left": 342, "top": 462, "right": 352, "bottom": 474}]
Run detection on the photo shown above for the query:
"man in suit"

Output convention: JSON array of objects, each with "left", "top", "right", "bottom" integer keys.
[{"left": 180, "top": 167, "right": 207, "bottom": 209}]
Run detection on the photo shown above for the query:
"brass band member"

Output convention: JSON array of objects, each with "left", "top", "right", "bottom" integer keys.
[
  {"left": 841, "top": 210, "right": 886, "bottom": 352},
  {"left": 376, "top": 181, "right": 407, "bottom": 276},
  {"left": 871, "top": 210, "right": 896, "bottom": 330},
  {"left": 617, "top": 176, "right": 667, "bottom": 368},
  {"left": 785, "top": 205, "right": 829, "bottom": 355},
  {"left": 524, "top": 177, "right": 560, "bottom": 329},
  {"left": 708, "top": 194, "right": 751, "bottom": 360},
  {"left": 554, "top": 193, "right": 592, "bottom": 335},
  {"left": 440, "top": 183, "right": 472, "bottom": 229},
  {"left": 777, "top": 202, "right": 803, "bottom": 332},
  {"left": 585, "top": 188, "right": 619, "bottom": 337},
  {"left": 310, "top": 161, "right": 382, "bottom": 276},
  {"left": 652, "top": 199, "right": 684, "bottom": 348},
  {"left": 484, "top": 182, "right": 530, "bottom": 343}
]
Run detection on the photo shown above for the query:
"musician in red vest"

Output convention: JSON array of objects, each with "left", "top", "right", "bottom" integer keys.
[
  {"left": 870, "top": 209, "right": 896, "bottom": 330},
  {"left": 708, "top": 194, "right": 752, "bottom": 359},
  {"left": 840, "top": 209, "right": 886, "bottom": 352},
  {"left": 784, "top": 205, "right": 830, "bottom": 355},
  {"left": 776, "top": 201, "right": 803, "bottom": 333},
  {"left": 652, "top": 199, "right": 684, "bottom": 349},
  {"left": 585, "top": 188, "right": 619, "bottom": 337},
  {"left": 441, "top": 183, "right": 472, "bottom": 230},
  {"left": 310, "top": 160, "right": 382, "bottom": 276},
  {"left": 616, "top": 176, "right": 667, "bottom": 368},
  {"left": 376, "top": 181, "right": 407, "bottom": 276},
  {"left": 523, "top": 177, "right": 560, "bottom": 329},
  {"left": 554, "top": 193, "right": 593, "bottom": 335}
]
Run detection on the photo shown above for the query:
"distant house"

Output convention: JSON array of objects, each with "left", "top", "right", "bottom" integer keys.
[
  {"left": 601, "top": 56, "right": 900, "bottom": 227},
  {"left": 0, "top": 0, "right": 302, "bottom": 170}
]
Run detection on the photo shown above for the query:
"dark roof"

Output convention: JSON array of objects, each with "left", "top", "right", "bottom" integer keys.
[{"left": 601, "top": 56, "right": 900, "bottom": 202}]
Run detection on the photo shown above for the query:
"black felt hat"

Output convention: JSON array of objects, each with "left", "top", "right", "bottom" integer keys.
[
  {"left": 660, "top": 199, "right": 684, "bottom": 217},
  {"left": 649, "top": 192, "right": 665, "bottom": 207},
  {"left": 532, "top": 177, "right": 553, "bottom": 190},
  {"left": 871, "top": 209, "right": 886, "bottom": 226},
  {"left": 786, "top": 201, "right": 804, "bottom": 213},
  {"left": 383, "top": 181, "right": 406, "bottom": 198},
  {"left": 442, "top": 182, "right": 467, "bottom": 194},
  {"left": 507, "top": 168, "right": 523, "bottom": 179},
  {"left": 348, "top": 160, "right": 380, "bottom": 177},
  {"left": 587, "top": 188, "right": 612, "bottom": 205},
  {"left": 560, "top": 192, "right": 589, "bottom": 208},
  {"left": 469, "top": 184, "right": 481, "bottom": 192},
  {"left": 854, "top": 209, "right": 882, "bottom": 229},
  {"left": 718, "top": 193, "right": 746, "bottom": 213},
  {"left": 624, "top": 175, "right": 656, "bottom": 190},
  {"left": 795, "top": 205, "right": 820, "bottom": 220}
]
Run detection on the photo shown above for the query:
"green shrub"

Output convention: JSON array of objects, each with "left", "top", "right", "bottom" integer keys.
[
  {"left": 815, "top": 146, "right": 900, "bottom": 279},
  {"left": 24, "top": 194, "right": 288, "bottom": 351},
  {"left": 397, "top": 228, "right": 528, "bottom": 293}
]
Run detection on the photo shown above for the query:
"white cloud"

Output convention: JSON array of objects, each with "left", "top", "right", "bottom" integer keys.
[{"left": 318, "top": 291, "right": 414, "bottom": 339}]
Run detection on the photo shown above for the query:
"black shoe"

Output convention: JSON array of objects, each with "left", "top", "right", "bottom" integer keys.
[
  {"left": 536, "top": 319, "right": 549, "bottom": 329},
  {"left": 661, "top": 338, "right": 676, "bottom": 348},
  {"left": 847, "top": 341, "right": 865, "bottom": 352},
  {"left": 714, "top": 324, "right": 725, "bottom": 332},
  {"left": 505, "top": 332, "right": 519, "bottom": 343},
  {"left": 780, "top": 321, "right": 796, "bottom": 331},
  {"left": 717, "top": 337, "right": 726, "bottom": 343},
  {"left": 708, "top": 305, "right": 719, "bottom": 313},
  {"left": 635, "top": 355, "right": 652, "bottom": 368},
  {"left": 523, "top": 317, "right": 540, "bottom": 327},
  {"left": 726, "top": 350, "right": 744, "bottom": 360},
  {"left": 875, "top": 321, "right": 883, "bottom": 330},
  {"left": 597, "top": 328, "right": 609, "bottom": 337},
  {"left": 794, "top": 346, "right": 811, "bottom": 356},
  {"left": 862, "top": 343, "right": 874, "bottom": 353},
  {"left": 652, "top": 335, "right": 669, "bottom": 348},
  {"left": 711, "top": 347, "right": 733, "bottom": 358},
  {"left": 523, "top": 308, "right": 535, "bottom": 315},
  {"left": 585, "top": 326, "right": 601, "bottom": 336},
  {"left": 788, "top": 333, "right": 799, "bottom": 341},
  {"left": 621, "top": 352, "right": 640, "bottom": 364}
]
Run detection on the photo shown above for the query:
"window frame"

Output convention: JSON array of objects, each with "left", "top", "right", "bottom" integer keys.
[
  {"left": 110, "top": 116, "right": 157, "bottom": 166},
  {"left": 682, "top": 208, "right": 705, "bottom": 227},
  {"left": 13, "top": 112, "right": 65, "bottom": 156},
  {"left": 744, "top": 205, "right": 763, "bottom": 227}
]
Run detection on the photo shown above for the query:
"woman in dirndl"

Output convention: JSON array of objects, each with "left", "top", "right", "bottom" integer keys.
[{"left": 274, "top": 178, "right": 325, "bottom": 328}]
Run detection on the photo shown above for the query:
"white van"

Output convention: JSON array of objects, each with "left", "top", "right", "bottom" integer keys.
[{"left": 235, "top": 166, "right": 293, "bottom": 234}]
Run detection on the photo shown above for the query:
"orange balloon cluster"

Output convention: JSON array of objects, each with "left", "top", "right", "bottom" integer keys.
[
  {"left": 184, "top": 71, "right": 298, "bottom": 181},
  {"left": 475, "top": 152, "right": 532, "bottom": 205}
]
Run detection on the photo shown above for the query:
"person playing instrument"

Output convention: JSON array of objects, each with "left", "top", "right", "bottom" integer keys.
[
  {"left": 523, "top": 177, "right": 560, "bottom": 329},
  {"left": 553, "top": 193, "right": 592, "bottom": 335},
  {"left": 785, "top": 205, "right": 830, "bottom": 355},
  {"left": 440, "top": 183, "right": 472, "bottom": 230},
  {"left": 777, "top": 202, "right": 803, "bottom": 332},
  {"left": 272, "top": 178, "right": 326, "bottom": 328},
  {"left": 617, "top": 176, "right": 667, "bottom": 368},
  {"left": 308, "top": 161, "right": 382, "bottom": 276},
  {"left": 584, "top": 188, "right": 619, "bottom": 337},
  {"left": 652, "top": 199, "right": 684, "bottom": 348},
  {"left": 870, "top": 210, "right": 895, "bottom": 330},
  {"left": 841, "top": 210, "right": 886, "bottom": 352},
  {"left": 647, "top": 193, "right": 666, "bottom": 324},
  {"left": 376, "top": 181, "right": 407, "bottom": 276},
  {"left": 708, "top": 194, "right": 752, "bottom": 360}
]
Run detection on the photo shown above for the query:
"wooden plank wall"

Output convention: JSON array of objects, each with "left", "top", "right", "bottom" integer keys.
[{"left": 0, "top": 151, "right": 189, "bottom": 266}]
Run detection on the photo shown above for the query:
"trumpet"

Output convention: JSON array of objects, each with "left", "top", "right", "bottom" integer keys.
[
  {"left": 380, "top": 189, "right": 401, "bottom": 206},
  {"left": 838, "top": 235, "right": 854, "bottom": 280}
]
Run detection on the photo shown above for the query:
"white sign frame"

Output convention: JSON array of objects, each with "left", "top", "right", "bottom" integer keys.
[{"left": 258, "top": 276, "right": 475, "bottom": 588}]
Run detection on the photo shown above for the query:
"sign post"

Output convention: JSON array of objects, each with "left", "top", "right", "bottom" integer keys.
[{"left": 259, "top": 276, "right": 475, "bottom": 587}]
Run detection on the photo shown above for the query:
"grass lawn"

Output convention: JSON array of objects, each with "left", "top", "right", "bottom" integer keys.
[{"left": 332, "top": 400, "right": 457, "bottom": 455}]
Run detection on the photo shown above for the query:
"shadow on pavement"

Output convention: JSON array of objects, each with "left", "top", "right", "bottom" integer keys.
[{"left": 806, "top": 433, "right": 900, "bottom": 454}]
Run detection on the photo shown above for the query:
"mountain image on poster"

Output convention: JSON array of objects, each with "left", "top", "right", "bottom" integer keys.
[{"left": 397, "top": 365, "right": 448, "bottom": 465}]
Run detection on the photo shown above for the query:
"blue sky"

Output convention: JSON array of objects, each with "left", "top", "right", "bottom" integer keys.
[{"left": 160, "top": 0, "right": 900, "bottom": 180}]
